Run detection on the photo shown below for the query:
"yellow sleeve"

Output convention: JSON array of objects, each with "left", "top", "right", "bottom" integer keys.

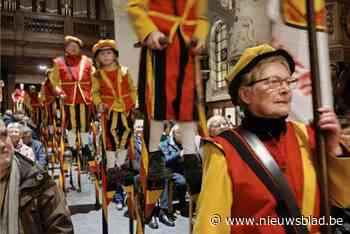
[
  {"left": 193, "top": 143, "right": 232, "bottom": 234},
  {"left": 90, "top": 64, "right": 96, "bottom": 75},
  {"left": 87, "top": 57, "right": 96, "bottom": 75},
  {"left": 193, "top": 0, "right": 209, "bottom": 40},
  {"left": 49, "top": 62, "right": 62, "bottom": 95},
  {"left": 91, "top": 72, "right": 102, "bottom": 106},
  {"left": 127, "top": 0, "right": 159, "bottom": 42},
  {"left": 328, "top": 153, "right": 350, "bottom": 208}
]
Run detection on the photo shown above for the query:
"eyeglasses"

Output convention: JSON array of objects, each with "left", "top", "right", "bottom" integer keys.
[{"left": 246, "top": 76, "right": 298, "bottom": 90}]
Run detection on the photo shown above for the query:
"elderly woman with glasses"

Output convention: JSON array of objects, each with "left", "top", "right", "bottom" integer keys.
[{"left": 194, "top": 44, "right": 350, "bottom": 234}]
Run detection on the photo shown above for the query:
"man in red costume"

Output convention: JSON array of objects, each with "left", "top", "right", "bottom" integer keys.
[
  {"left": 11, "top": 83, "right": 26, "bottom": 114},
  {"left": 49, "top": 35, "right": 94, "bottom": 149},
  {"left": 39, "top": 69, "right": 57, "bottom": 128},
  {"left": 24, "top": 85, "right": 41, "bottom": 127}
]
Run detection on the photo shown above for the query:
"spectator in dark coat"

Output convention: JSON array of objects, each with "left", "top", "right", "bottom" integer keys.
[{"left": 22, "top": 126, "right": 47, "bottom": 167}]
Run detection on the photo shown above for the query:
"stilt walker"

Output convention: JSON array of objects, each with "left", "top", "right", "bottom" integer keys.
[
  {"left": 39, "top": 69, "right": 57, "bottom": 176},
  {"left": 24, "top": 85, "right": 41, "bottom": 127},
  {"left": 92, "top": 39, "right": 137, "bottom": 193},
  {"left": 91, "top": 39, "right": 137, "bottom": 233},
  {"left": 49, "top": 35, "right": 95, "bottom": 192},
  {"left": 11, "top": 83, "right": 26, "bottom": 114},
  {"left": 127, "top": 0, "right": 209, "bottom": 223}
]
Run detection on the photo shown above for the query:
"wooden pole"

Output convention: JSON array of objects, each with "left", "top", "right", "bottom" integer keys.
[{"left": 305, "top": 1, "right": 331, "bottom": 233}]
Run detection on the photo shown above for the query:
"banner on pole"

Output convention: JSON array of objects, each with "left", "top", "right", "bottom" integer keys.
[{"left": 267, "top": 0, "right": 333, "bottom": 123}]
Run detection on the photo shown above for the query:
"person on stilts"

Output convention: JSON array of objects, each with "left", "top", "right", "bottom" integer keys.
[
  {"left": 49, "top": 35, "right": 95, "bottom": 191},
  {"left": 127, "top": 1, "right": 209, "bottom": 208},
  {"left": 92, "top": 39, "right": 137, "bottom": 206}
]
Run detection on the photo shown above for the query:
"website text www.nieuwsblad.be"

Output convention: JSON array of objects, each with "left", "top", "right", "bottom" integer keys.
[{"left": 209, "top": 214, "right": 344, "bottom": 227}]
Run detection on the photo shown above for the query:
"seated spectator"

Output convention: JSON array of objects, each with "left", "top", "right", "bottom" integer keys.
[
  {"left": 0, "top": 119, "right": 74, "bottom": 234},
  {"left": 159, "top": 124, "right": 189, "bottom": 226},
  {"left": 7, "top": 123, "right": 35, "bottom": 161},
  {"left": 22, "top": 126, "right": 47, "bottom": 167},
  {"left": 19, "top": 116, "right": 38, "bottom": 140},
  {"left": 207, "top": 115, "right": 230, "bottom": 137},
  {"left": 3, "top": 110, "right": 15, "bottom": 126},
  {"left": 13, "top": 109, "right": 25, "bottom": 123}
]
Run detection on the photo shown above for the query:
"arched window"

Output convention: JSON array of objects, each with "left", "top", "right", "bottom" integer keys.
[{"left": 210, "top": 20, "right": 228, "bottom": 90}]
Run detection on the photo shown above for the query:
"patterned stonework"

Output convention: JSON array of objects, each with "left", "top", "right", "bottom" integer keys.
[{"left": 228, "top": 0, "right": 270, "bottom": 62}]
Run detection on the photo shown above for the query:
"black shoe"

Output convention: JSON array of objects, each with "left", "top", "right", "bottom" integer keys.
[
  {"left": 123, "top": 210, "right": 129, "bottom": 218},
  {"left": 147, "top": 151, "right": 169, "bottom": 190},
  {"left": 159, "top": 208, "right": 176, "bottom": 221},
  {"left": 179, "top": 205, "right": 190, "bottom": 217},
  {"left": 148, "top": 216, "right": 159, "bottom": 229},
  {"left": 165, "top": 212, "right": 177, "bottom": 222},
  {"left": 159, "top": 213, "right": 175, "bottom": 227}
]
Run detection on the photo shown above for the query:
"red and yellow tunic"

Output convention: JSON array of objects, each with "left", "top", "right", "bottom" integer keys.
[
  {"left": 50, "top": 55, "right": 94, "bottom": 105},
  {"left": 11, "top": 88, "right": 26, "bottom": 112},
  {"left": 39, "top": 78, "right": 57, "bottom": 126},
  {"left": 49, "top": 54, "right": 94, "bottom": 131},
  {"left": 38, "top": 78, "right": 56, "bottom": 147},
  {"left": 194, "top": 122, "right": 350, "bottom": 234},
  {"left": 39, "top": 78, "right": 55, "bottom": 106},
  {"left": 127, "top": 0, "right": 208, "bottom": 121},
  {"left": 24, "top": 92, "right": 41, "bottom": 125},
  {"left": 92, "top": 66, "right": 137, "bottom": 150}
]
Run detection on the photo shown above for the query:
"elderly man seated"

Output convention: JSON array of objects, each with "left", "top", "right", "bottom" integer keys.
[
  {"left": 0, "top": 119, "right": 73, "bottom": 233},
  {"left": 159, "top": 124, "right": 194, "bottom": 225},
  {"left": 22, "top": 126, "right": 47, "bottom": 167},
  {"left": 7, "top": 123, "right": 35, "bottom": 162}
]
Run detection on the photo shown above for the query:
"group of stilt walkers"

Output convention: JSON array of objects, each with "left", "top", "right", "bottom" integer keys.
[{"left": 10, "top": 1, "right": 210, "bottom": 232}]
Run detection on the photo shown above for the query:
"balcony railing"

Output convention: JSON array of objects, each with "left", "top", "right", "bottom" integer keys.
[{"left": 1, "top": 11, "right": 114, "bottom": 45}]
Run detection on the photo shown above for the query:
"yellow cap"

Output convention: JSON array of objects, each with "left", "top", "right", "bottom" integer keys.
[
  {"left": 227, "top": 44, "right": 295, "bottom": 104},
  {"left": 92, "top": 39, "right": 118, "bottom": 57},
  {"left": 64, "top": 35, "right": 83, "bottom": 47}
]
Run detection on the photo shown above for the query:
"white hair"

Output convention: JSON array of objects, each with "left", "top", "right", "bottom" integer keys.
[
  {"left": 207, "top": 115, "right": 226, "bottom": 129},
  {"left": 7, "top": 122, "right": 24, "bottom": 133},
  {"left": 169, "top": 124, "right": 180, "bottom": 138}
]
